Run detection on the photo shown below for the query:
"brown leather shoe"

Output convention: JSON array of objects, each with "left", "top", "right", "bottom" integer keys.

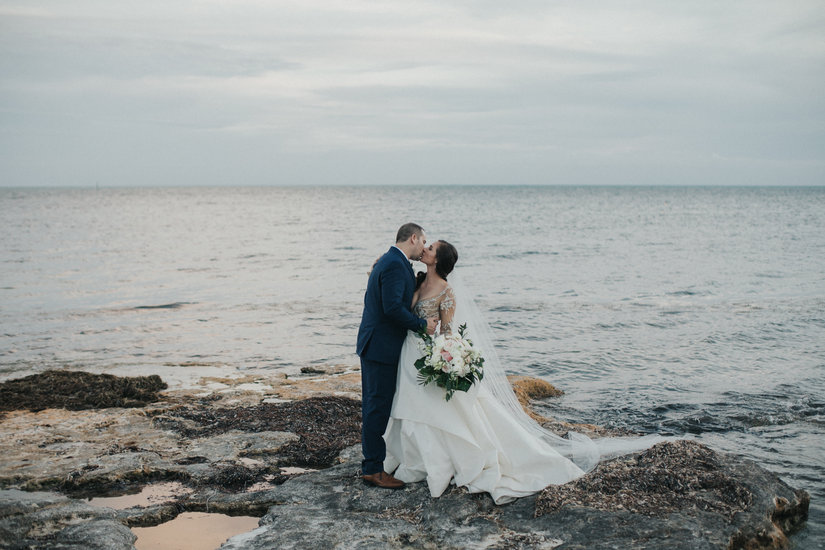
[{"left": 362, "top": 471, "right": 405, "bottom": 489}]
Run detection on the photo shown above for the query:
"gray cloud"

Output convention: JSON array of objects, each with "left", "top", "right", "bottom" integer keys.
[{"left": 1, "top": 0, "right": 823, "bottom": 186}]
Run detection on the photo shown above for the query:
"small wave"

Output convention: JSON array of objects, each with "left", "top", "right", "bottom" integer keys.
[
  {"left": 651, "top": 403, "right": 698, "bottom": 414},
  {"left": 488, "top": 304, "right": 547, "bottom": 312},
  {"left": 755, "top": 271, "right": 784, "bottom": 279},
  {"left": 643, "top": 392, "right": 825, "bottom": 435},
  {"left": 133, "top": 302, "right": 194, "bottom": 310},
  {"left": 493, "top": 250, "right": 553, "bottom": 259},
  {"left": 730, "top": 302, "right": 762, "bottom": 311},
  {"left": 809, "top": 416, "right": 825, "bottom": 427},
  {"left": 164, "top": 361, "right": 223, "bottom": 367},
  {"left": 667, "top": 289, "right": 700, "bottom": 296},
  {"left": 658, "top": 413, "right": 732, "bottom": 434},
  {"left": 594, "top": 322, "right": 637, "bottom": 331}
]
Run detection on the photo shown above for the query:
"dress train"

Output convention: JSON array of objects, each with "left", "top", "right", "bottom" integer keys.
[{"left": 383, "top": 332, "right": 585, "bottom": 504}]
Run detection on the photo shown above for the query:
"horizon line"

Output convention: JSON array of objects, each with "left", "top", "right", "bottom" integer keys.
[{"left": 2, "top": 182, "right": 824, "bottom": 190}]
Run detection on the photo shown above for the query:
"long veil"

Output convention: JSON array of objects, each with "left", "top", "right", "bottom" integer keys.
[{"left": 448, "top": 271, "right": 662, "bottom": 472}]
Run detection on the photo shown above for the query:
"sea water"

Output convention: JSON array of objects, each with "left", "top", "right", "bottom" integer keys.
[{"left": 1, "top": 185, "right": 823, "bottom": 547}]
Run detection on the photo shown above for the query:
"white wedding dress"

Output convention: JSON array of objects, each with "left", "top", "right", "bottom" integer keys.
[
  {"left": 383, "top": 278, "right": 600, "bottom": 505},
  {"left": 384, "top": 278, "right": 597, "bottom": 504}
]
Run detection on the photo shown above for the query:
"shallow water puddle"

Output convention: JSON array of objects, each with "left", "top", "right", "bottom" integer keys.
[
  {"left": 87, "top": 481, "right": 193, "bottom": 509},
  {"left": 132, "top": 512, "right": 260, "bottom": 550}
]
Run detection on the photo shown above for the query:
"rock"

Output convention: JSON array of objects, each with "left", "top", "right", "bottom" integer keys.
[
  {"left": 0, "top": 489, "right": 135, "bottom": 550},
  {"left": 49, "top": 519, "right": 136, "bottom": 550},
  {"left": 536, "top": 440, "right": 753, "bottom": 518},
  {"left": 535, "top": 440, "right": 809, "bottom": 549},
  {"left": 218, "top": 442, "right": 808, "bottom": 550},
  {"left": 0, "top": 395, "right": 358, "bottom": 496},
  {"left": 185, "top": 430, "right": 299, "bottom": 463},
  {"left": 1, "top": 407, "right": 185, "bottom": 492},
  {"left": 0, "top": 372, "right": 810, "bottom": 549},
  {"left": 0, "top": 440, "right": 810, "bottom": 550},
  {"left": 509, "top": 375, "right": 564, "bottom": 400},
  {"left": 152, "top": 395, "right": 362, "bottom": 468},
  {"left": 299, "top": 364, "right": 352, "bottom": 376}
]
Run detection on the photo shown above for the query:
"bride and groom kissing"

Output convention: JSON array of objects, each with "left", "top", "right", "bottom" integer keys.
[{"left": 356, "top": 222, "right": 609, "bottom": 504}]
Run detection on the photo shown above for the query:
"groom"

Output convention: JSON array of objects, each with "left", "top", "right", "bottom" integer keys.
[{"left": 357, "top": 222, "right": 437, "bottom": 489}]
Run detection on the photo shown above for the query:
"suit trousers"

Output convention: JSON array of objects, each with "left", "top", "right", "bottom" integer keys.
[{"left": 360, "top": 356, "right": 399, "bottom": 475}]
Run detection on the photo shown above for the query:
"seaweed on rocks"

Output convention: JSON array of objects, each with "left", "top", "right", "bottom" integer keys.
[
  {"left": 57, "top": 469, "right": 188, "bottom": 498},
  {"left": 153, "top": 396, "right": 361, "bottom": 469},
  {"left": 0, "top": 370, "right": 167, "bottom": 413},
  {"left": 535, "top": 439, "right": 754, "bottom": 519},
  {"left": 200, "top": 464, "right": 286, "bottom": 491}
]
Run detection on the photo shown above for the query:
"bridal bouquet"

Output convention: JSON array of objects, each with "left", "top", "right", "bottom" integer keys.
[{"left": 414, "top": 323, "right": 484, "bottom": 401}]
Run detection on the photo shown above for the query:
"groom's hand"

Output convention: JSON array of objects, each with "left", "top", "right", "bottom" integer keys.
[{"left": 426, "top": 318, "right": 438, "bottom": 335}]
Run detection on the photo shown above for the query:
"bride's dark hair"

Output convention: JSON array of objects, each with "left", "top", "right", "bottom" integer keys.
[
  {"left": 415, "top": 241, "right": 459, "bottom": 288},
  {"left": 434, "top": 240, "right": 458, "bottom": 280}
]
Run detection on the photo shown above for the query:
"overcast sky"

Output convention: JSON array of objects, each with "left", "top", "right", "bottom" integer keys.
[{"left": 1, "top": 1, "right": 823, "bottom": 186}]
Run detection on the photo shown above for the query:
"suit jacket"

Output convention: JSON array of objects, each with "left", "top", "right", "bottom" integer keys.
[{"left": 357, "top": 246, "right": 426, "bottom": 365}]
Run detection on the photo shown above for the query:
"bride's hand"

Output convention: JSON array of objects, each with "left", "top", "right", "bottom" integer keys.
[
  {"left": 426, "top": 317, "right": 438, "bottom": 335},
  {"left": 367, "top": 256, "right": 380, "bottom": 276}
]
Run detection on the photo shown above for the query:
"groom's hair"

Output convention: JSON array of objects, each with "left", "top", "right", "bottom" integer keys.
[{"left": 396, "top": 223, "right": 424, "bottom": 243}]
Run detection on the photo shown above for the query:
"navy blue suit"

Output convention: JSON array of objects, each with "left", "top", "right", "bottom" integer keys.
[{"left": 357, "top": 246, "right": 426, "bottom": 475}]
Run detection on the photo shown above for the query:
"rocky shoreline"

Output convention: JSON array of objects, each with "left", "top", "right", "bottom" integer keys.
[{"left": 0, "top": 369, "right": 810, "bottom": 549}]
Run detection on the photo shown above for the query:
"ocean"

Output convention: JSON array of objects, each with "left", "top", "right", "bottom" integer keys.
[{"left": 1, "top": 185, "right": 823, "bottom": 547}]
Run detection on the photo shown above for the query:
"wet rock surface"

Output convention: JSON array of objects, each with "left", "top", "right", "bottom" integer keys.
[
  {"left": 0, "top": 377, "right": 360, "bottom": 497},
  {"left": 0, "top": 489, "right": 136, "bottom": 550},
  {"left": 0, "top": 368, "right": 810, "bottom": 549},
  {"left": 220, "top": 441, "right": 808, "bottom": 550},
  {"left": 0, "top": 404, "right": 300, "bottom": 496}
]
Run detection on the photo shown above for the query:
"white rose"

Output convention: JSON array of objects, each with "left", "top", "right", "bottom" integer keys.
[{"left": 450, "top": 356, "right": 466, "bottom": 375}]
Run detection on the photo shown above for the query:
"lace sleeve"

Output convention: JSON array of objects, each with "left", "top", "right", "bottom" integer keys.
[{"left": 438, "top": 286, "right": 456, "bottom": 334}]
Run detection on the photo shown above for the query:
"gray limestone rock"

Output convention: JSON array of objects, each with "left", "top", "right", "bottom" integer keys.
[
  {"left": 0, "top": 440, "right": 810, "bottom": 550},
  {"left": 218, "top": 442, "right": 808, "bottom": 550},
  {"left": 185, "top": 430, "right": 298, "bottom": 463},
  {"left": 0, "top": 489, "right": 135, "bottom": 550}
]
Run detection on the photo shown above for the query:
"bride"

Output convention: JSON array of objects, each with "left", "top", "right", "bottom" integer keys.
[{"left": 383, "top": 240, "right": 650, "bottom": 505}]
